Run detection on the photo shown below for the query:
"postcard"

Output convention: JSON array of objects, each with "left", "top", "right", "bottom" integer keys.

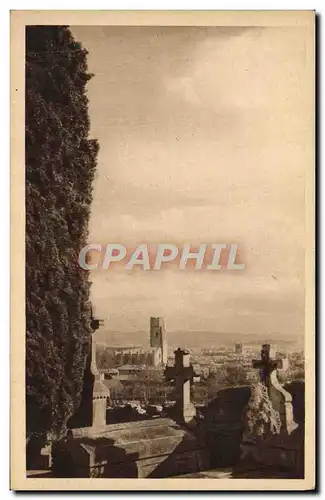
[{"left": 11, "top": 10, "right": 315, "bottom": 490}]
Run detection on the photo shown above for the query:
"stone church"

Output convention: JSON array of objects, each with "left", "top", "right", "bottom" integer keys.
[{"left": 99, "top": 317, "right": 168, "bottom": 369}]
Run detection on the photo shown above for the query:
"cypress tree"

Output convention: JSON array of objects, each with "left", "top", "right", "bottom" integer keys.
[{"left": 25, "top": 26, "right": 99, "bottom": 438}]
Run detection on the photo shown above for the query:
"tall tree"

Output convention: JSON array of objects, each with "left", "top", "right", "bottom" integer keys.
[{"left": 25, "top": 26, "right": 99, "bottom": 438}]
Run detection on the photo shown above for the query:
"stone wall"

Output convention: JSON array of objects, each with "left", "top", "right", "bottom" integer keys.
[{"left": 199, "top": 386, "right": 251, "bottom": 467}]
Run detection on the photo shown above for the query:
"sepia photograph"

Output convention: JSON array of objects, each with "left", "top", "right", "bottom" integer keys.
[{"left": 10, "top": 10, "right": 315, "bottom": 490}]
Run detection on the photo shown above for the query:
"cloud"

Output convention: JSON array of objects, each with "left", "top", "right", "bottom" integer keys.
[
  {"left": 164, "top": 27, "right": 307, "bottom": 113},
  {"left": 71, "top": 26, "right": 308, "bottom": 338}
]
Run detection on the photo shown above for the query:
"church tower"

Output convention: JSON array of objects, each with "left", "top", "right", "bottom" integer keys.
[{"left": 150, "top": 317, "right": 168, "bottom": 365}]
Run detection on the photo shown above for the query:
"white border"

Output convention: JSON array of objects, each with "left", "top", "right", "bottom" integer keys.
[{"left": 4, "top": 2, "right": 321, "bottom": 498}]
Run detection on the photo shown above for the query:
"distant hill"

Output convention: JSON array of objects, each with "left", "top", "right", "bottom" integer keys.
[
  {"left": 95, "top": 329, "right": 149, "bottom": 348},
  {"left": 95, "top": 329, "right": 303, "bottom": 351}
]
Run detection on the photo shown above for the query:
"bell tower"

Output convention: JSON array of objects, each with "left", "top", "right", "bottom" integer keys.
[{"left": 150, "top": 317, "right": 168, "bottom": 365}]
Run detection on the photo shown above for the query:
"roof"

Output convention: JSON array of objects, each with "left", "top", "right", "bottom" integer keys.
[
  {"left": 118, "top": 364, "right": 146, "bottom": 371},
  {"left": 107, "top": 346, "right": 142, "bottom": 351},
  {"left": 118, "top": 364, "right": 163, "bottom": 371}
]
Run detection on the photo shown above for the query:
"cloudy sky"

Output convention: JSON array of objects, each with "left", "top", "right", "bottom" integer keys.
[{"left": 71, "top": 25, "right": 310, "bottom": 338}]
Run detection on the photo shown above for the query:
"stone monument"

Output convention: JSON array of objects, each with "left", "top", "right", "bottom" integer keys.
[
  {"left": 52, "top": 336, "right": 207, "bottom": 478},
  {"left": 238, "top": 343, "right": 303, "bottom": 475},
  {"left": 164, "top": 348, "right": 200, "bottom": 424},
  {"left": 252, "top": 344, "right": 298, "bottom": 435},
  {"left": 68, "top": 312, "right": 109, "bottom": 429}
]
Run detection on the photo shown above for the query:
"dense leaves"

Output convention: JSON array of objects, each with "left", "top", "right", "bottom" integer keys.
[{"left": 26, "top": 26, "right": 99, "bottom": 437}]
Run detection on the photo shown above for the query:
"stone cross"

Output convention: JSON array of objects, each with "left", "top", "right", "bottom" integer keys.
[
  {"left": 252, "top": 344, "right": 286, "bottom": 386},
  {"left": 252, "top": 344, "right": 298, "bottom": 435},
  {"left": 164, "top": 348, "right": 200, "bottom": 424}
]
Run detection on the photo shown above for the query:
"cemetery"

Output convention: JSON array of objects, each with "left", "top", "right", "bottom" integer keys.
[{"left": 28, "top": 327, "right": 304, "bottom": 480}]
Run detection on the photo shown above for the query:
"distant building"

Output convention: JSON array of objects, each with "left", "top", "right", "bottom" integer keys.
[
  {"left": 150, "top": 317, "right": 168, "bottom": 365},
  {"left": 235, "top": 342, "right": 243, "bottom": 355},
  {"left": 98, "top": 317, "right": 168, "bottom": 371}
]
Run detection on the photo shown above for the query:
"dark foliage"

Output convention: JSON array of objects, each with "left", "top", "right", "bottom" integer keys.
[{"left": 25, "top": 26, "right": 99, "bottom": 438}]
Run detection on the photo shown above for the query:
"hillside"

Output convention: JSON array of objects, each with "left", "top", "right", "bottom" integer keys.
[{"left": 95, "top": 328, "right": 304, "bottom": 352}]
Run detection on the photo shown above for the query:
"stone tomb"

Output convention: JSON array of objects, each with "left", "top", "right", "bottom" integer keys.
[
  {"left": 52, "top": 418, "right": 207, "bottom": 478},
  {"left": 193, "top": 344, "right": 305, "bottom": 478},
  {"left": 52, "top": 344, "right": 208, "bottom": 478},
  {"left": 239, "top": 344, "right": 303, "bottom": 476},
  {"left": 252, "top": 344, "right": 298, "bottom": 435}
]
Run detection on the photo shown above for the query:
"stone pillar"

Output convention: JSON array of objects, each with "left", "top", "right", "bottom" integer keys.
[
  {"left": 90, "top": 332, "right": 109, "bottom": 428},
  {"left": 69, "top": 311, "right": 106, "bottom": 429},
  {"left": 92, "top": 397, "right": 107, "bottom": 428}
]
